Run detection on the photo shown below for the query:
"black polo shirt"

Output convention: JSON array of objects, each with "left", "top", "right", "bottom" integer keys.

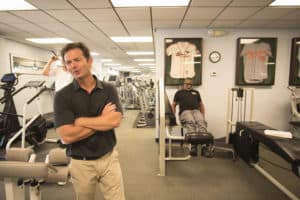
[
  {"left": 54, "top": 76, "right": 123, "bottom": 158},
  {"left": 173, "top": 89, "right": 202, "bottom": 115}
]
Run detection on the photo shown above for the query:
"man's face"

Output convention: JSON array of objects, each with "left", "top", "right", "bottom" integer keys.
[
  {"left": 183, "top": 80, "right": 193, "bottom": 90},
  {"left": 63, "top": 48, "right": 92, "bottom": 79}
]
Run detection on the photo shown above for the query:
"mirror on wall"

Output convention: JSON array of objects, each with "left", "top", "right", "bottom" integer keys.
[{"left": 10, "top": 54, "right": 47, "bottom": 75}]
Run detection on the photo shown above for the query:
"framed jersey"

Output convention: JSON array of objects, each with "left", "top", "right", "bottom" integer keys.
[
  {"left": 164, "top": 38, "right": 202, "bottom": 86},
  {"left": 289, "top": 38, "right": 300, "bottom": 86},
  {"left": 235, "top": 37, "right": 277, "bottom": 86}
]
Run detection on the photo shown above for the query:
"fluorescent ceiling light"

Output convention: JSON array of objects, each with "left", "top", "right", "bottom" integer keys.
[
  {"left": 26, "top": 38, "right": 72, "bottom": 44},
  {"left": 0, "top": 0, "right": 37, "bottom": 11},
  {"left": 127, "top": 51, "right": 154, "bottom": 55},
  {"left": 270, "top": 0, "right": 300, "bottom": 6},
  {"left": 111, "top": 36, "right": 152, "bottom": 43},
  {"left": 138, "top": 63, "right": 156, "bottom": 66},
  {"left": 101, "top": 59, "right": 112, "bottom": 62},
  {"left": 134, "top": 58, "right": 155, "bottom": 62},
  {"left": 91, "top": 52, "right": 99, "bottom": 56},
  {"left": 104, "top": 63, "right": 121, "bottom": 66},
  {"left": 111, "top": 0, "right": 190, "bottom": 7}
]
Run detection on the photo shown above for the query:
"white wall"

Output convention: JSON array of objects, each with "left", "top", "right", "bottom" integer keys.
[
  {"left": 155, "top": 28, "right": 300, "bottom": 138},
  {"left": 0, "top": 37, "right": 54, "bottom": 118}
]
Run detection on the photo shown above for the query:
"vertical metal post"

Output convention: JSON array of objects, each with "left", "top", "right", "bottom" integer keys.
[
  {"left": 158, "top": 80, "right": 165, "bottom": 176},
  {"left": 226, "top": 88, "right": 233, "bottom": 144}
]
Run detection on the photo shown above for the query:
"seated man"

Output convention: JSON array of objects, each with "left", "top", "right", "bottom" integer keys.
[{"left": 172, "top": 78, "right": 207, "bottom": 156}]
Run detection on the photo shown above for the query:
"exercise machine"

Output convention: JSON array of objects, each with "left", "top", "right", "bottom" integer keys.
[
  {"left": 0, "top": 147, "right": 70, "bottom": 200},
  {"left": 0, "top": 73, "right": 21, "bottom": 148},
  {"left": 235, "top": 122, "right": 300, "bottom": 200},
  {"left": 231, "top": 87, "right": 300, "bottom": 200},
  {"left": 164, "top": 90, "right": 214, "bottom": 161},
  {"left": 3, "top": 78, "right": 50, "bottom": 149}
]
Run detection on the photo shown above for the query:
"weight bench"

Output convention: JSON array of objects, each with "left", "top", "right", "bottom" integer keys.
[
  {"left": 0, "top": 147, "right": 70, "bottom": 200},
  {"left": 235, "top": 121, "right": 300, "bottom": 200}
]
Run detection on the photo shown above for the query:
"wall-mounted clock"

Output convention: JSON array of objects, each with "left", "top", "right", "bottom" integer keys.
[{"left": 209, "top": 51, "right": 221, "bottom": 63}]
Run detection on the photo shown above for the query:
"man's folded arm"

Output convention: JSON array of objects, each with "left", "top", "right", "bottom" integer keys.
[
  {"left": 75, "top": 111, "right": 122, "bottom": 131},
  {"left": 56, "top": 124, "right": 96, "bottom": 144}
]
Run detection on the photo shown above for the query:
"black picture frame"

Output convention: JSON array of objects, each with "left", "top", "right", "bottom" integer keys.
[
  {"left": 235, "top": 37, "right": 277, "bottom": 86},
  {"left": 164, "top": 38, "right": 202, "bottom": 86},
  {"left": 289, "top": 38, "right": 300, "bottom": 86}
]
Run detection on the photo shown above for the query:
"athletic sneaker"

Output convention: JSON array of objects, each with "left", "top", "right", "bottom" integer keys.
[{"left": 190, "top": 145, "right": 198, "bottom": 156}]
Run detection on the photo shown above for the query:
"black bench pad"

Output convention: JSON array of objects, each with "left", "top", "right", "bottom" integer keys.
[
  {"left": 236, "top": 121, "right": 300, "bottom": 177},
  {"left": 184, "top": 132, "right": 214, "bottom": 145}
]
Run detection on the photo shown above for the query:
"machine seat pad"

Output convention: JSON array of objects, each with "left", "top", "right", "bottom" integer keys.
[
  {"left": 6, "top": 148, "right": 34, "bottom": 162},
  {"left": 0, "top": 162, "right": 48, "bottom": 178},
  {"left": 185, "top": 132, "right": 214, "bottom": 145},
  {"left": 48, "top": 148, "right": 70, "bottom": 165}
]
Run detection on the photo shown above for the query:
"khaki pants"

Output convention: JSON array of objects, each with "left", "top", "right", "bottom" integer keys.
[
  {"left": 180, "top": 109, "right": 207, "bottom": 133},
  {"left": 69, "top": 150, "right": 125, "bottom": 200}
]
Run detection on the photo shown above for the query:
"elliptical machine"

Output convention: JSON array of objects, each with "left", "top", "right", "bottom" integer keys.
[
  {"left": 0, "top": 73, "right": 21, "bottom": 148},
  {"left": 0, "top": 73, "right": 48, "bottom": 149}
]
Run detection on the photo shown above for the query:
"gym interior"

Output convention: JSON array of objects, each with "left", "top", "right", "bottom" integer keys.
[{"left": 0, "top": 0, "right": 300, "bottom": 200}]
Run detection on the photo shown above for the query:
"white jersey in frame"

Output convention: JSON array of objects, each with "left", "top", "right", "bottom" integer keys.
[
  {"left": 166, "top": 41, "right": 200, "bottom": 79},
  {"left": 241, "top": 42, "right": 272, "bottom": 83}
]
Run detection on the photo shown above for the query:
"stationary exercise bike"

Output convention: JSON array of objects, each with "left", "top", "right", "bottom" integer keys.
[{"left": 0, "top": 73, "right": 48, "bottom": 149}]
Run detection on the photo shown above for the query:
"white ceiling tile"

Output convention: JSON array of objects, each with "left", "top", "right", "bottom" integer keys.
[
  {"left": 37, "top": 22, "right": 82, "bottom": 37},
  {"left": 181, "top": 20, "right": 211, "bottom": 28},
  {"left": 185, "top": 7, "right": 224, "bottom": 20},
  {"left": 30, "top": 31, "right": 57, "bottom": 37},
  {"left": 9, "top": 23, "right": 47, "bottom": 33},
  {"left": 123, "top": 21, "right": 152, "bottom": 36},
  {"left": 38, "top": 22, "right": 74, "bottom": 32},
  {"left": 67, "top": 22, "right": 98, "bottom": 33},
  {"left": 135, "top": 43, "right": 154, "bottom": 51},
  {"left": 66, "top": 22, "right": 109, "bottom": 41},
  {"left": 217, "top": 7, "right": 261, "bottom": 20},
  {"left": 26, "top": 0, "right": 73, "bottom": 9},
  {"left": 94, "top": 21, "right": 127, "bottom": 36},
  {"left": 46, "top": 10, "right": 88, "bottom": 22},
  {"left": 229, "top": 0, "right": 273, "bottom": 7},
  {"left": 80, "top": 8, "right": 119, "bottom": 22},
  {"left": 117, "top": 43, "right": 137, "bottom": 51},
  {"left": 209, "top": 20, "right": 242, "bottom": 28},
  {"left": 191, "top": 0, "right": 231, "bottom": 6},
  {"left": 69, "top": 0, "right": 111, "bottom": 8},
  {"left": 0, "top": 12, "right": 28, "bottom": 24},
  {"left": 152, "top": 20, "right": 180, "bottom": 28},
  {"left": 281, "top": 10, "right": 300, "bottom": 20},
  {"left": 0, "top": 23, "right": 23, "bottom": 33},
  {"left": 264, "top": 20, "right": 300, "bottom": 28},
  {"left": 152, "top": 7, "right": 186, "bottom": 20},
  {"left": 4, "top": 32, "right": 35, "bottom": 39},
  {"left": 11, "top": 11, "right": 58, "bottom": 23},
  {"left": 250, "top": 7, "right": 298, "bottom": 20},
  {"left": 237, "top": 20, "right": 272, "bottom": 28},
  {"left": 116, "top": 8, "right": 150, "bottom": 20}
]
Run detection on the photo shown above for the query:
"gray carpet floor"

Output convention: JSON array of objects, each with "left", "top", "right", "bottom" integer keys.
[{"left": 1, "top": 110, "right": 300, "bottom": 200}]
